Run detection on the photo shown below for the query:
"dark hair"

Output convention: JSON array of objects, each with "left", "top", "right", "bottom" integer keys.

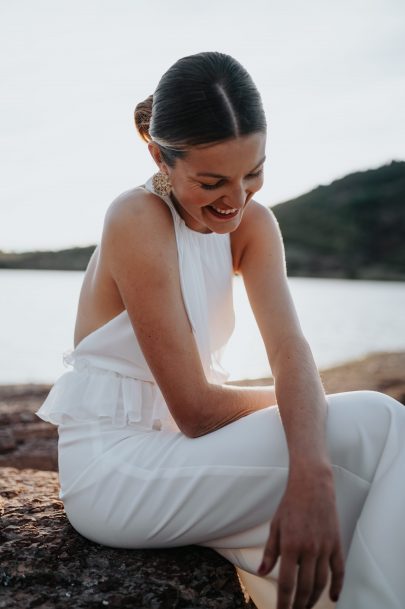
[{"left": 134, "top": 51, "right": 267, "bottom": 166}]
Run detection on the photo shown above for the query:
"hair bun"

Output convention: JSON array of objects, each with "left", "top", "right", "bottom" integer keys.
[{"left": 134, "top": 94, "right": 153, "bottom": 143}]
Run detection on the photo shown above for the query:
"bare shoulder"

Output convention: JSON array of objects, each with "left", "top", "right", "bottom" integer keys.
[
  {"left": 100, "top": 185, "right": 178, "bottom": 270},
  {"left": 231, "top": 200, "right": 283, "bottom": 273},
  {"left": 100, "top": 185, "right": 180, "bottom": 303},
  {"left": 231, "top": 201, "right": 304, "bottom": 368},
  {"left": 104, "top": 186, "right": 173, "bottom": 234}
]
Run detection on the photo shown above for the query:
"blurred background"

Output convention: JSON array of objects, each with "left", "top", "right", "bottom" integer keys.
[{"left": 1, "top": 0, "right": 404, "bottom": 383}]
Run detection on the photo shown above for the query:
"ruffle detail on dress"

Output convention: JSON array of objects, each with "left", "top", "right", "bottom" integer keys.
[{"left": 36, "top": 359, "right": 179, "bottom": 432}]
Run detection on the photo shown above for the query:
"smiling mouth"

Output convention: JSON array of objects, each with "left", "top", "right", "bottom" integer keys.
[{"left": 207, "top": 205, "right": 239, "bottom": 219}]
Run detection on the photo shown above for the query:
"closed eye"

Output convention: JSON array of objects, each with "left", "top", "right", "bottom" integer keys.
[{"left": 200, "top": 167, "right": 264, "bottom": 191}]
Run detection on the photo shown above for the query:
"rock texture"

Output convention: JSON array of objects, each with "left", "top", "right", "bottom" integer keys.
[
  {"left": 318, "top": 351, "right": 405, "bottom": 403},
  {"left": 0, "top": 384, "right": 57, "bottom": 471},
  {"left": 0, "top": 468, "right": 254, "bottom": 609}
]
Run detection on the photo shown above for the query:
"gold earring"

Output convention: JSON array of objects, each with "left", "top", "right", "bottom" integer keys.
[{"left": 152, "top": 171, "right": 172, "bottom": 197}]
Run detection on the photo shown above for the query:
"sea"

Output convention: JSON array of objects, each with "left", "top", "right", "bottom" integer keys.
[{"left": 1, "top": 269, "right": 404, "bottom": 385}]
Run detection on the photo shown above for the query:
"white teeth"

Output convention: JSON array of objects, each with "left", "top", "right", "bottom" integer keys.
[{"left": 211, "top": 206, "right": 237, "bottom": 215}]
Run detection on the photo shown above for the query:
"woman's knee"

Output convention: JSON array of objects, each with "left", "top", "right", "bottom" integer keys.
[
  {"left": 325, "top": 390, "right": 400, "bottom": 482},
  {"left": 326, "top": 389, "right": 401, "bottom": 426}
]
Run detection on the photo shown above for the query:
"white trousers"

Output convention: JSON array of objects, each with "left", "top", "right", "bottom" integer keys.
[{"left": 58, "top": 390, "right": 405, "bottom": 609}]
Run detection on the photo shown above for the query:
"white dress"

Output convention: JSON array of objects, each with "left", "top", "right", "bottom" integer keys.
[{"left": 36, "top": 176, "right": 405, "bottom": 609}]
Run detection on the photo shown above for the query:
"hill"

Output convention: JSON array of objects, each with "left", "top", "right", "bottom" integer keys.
[
  {"left": 0, "top": 246, "right": 95, "bottom": 271},
  {"left": 271, "top": 160, "right": 405, "bottom": 280}
]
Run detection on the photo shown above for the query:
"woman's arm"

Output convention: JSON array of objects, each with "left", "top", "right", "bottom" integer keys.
[
  {"left": 233, "top": 201, "right": 329, "bottom": 467},
  {"left": 101, "top": 191, "right": 277, "bottom": 437},
  {"left": 234, "top": 201, "right": 344, "bottom": 608}
]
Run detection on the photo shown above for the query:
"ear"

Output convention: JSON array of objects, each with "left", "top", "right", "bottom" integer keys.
[{"left": 148, "top": 142, "right": 168, "bottom": 173}]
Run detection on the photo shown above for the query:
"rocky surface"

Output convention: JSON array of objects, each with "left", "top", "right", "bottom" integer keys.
[
  {"left": 0, "top": 384, "right": 57, "bottom": 471},
  {"left": 0, "top": 468, "right": 254, "bottom": 609},
  {"left": 319, "top": 351, "right": 405, "bottom": 403}
]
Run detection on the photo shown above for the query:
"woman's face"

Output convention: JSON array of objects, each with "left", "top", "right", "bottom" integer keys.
[{"left": 149, "top": 133, "right": 266, "bottom": 234}]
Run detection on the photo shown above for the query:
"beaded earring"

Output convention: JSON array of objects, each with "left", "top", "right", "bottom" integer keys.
[{"left": 152, "top": 171, "right": 172, "bottom": 197}]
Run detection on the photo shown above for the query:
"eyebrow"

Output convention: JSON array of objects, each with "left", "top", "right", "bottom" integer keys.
[{"left": 195, "top": 155, "right": 266, "bottom": 179}]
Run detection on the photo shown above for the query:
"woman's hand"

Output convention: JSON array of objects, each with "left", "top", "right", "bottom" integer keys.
[{"left": 258, "top": 465, "right": 345, "bottom": 609}]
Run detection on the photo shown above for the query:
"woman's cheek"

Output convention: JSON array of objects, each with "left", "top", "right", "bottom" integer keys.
[{"left": 253, "top": 175, "right": 264, "bottom": 192}]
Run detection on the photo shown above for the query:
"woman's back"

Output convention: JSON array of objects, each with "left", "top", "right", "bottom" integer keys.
[{"left": 73, "top": 186, "right": 169, "bottom": 349}]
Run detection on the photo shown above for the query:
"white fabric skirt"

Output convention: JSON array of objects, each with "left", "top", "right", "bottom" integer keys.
[{"left": 57, "top": 390, "right": 405, "bottom": 609}]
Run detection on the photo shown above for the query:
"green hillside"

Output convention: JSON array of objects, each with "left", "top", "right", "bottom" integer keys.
[
  {"left": 0, "top": 246, "right": 95, "bottom": 271},
  {"left": 272, "top": 160, "right": 405, "bottom": 280}
]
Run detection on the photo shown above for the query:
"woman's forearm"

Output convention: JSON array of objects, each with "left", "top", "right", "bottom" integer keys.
[
  {"left": 188, "top": 383, "right": 277, "bottom": 437},
  {"left": 189, "top": 336, "right": 329, "bottom": 462},
  {"left": 271, "top": 336, "right": 331, "bottom": 472}
]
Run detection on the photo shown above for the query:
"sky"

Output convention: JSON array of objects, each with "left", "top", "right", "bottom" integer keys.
[{"left": 1, "top": 0, "right": 404, "bottom": 252}]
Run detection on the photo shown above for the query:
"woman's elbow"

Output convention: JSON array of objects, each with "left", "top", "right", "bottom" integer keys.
[
  {"left": 167, "top": 398, "right": 204, "bottom": 439},
  {"left": 165, "top": 383, "right": 210, "bottom": 438}
]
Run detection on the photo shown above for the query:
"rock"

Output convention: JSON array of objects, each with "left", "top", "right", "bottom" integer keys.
[
  {"left": 318, "top": 351, "right": 405, "bottom": 404},
  {"left": 0, "top": 385, "right": 57, "bottom": 471},
  {"left": 0, "top": 429, "right": 16, "bottom": 453},
  {"left": 0, "top": 468, "right": 255, "bottom": 609}
]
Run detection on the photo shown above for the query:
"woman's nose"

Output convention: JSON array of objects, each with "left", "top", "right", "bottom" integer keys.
[{"left": 224, "top": 184, "right": 246, "bottom": 209}]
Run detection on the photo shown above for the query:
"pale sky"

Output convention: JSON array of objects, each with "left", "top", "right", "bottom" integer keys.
[{"left": 1, "top": 0, "right": 404, "bottom": 252}]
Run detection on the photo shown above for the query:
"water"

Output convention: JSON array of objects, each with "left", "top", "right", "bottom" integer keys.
[{"left": 0, "top": 269, "right": 404, "bottom": 384}]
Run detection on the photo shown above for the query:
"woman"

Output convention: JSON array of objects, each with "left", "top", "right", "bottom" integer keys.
[{"left": 36, "top": 52, "right": 405, "bottom": 609}]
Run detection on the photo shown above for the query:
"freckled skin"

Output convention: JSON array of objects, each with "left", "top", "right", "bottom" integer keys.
[{"left": 148, "top": 133, "right": 266, "bottom": 234}]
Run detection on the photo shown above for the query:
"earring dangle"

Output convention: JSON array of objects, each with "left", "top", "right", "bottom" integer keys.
[{"left": 152, "top": 171, "right": 172, "bottom": 197}]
